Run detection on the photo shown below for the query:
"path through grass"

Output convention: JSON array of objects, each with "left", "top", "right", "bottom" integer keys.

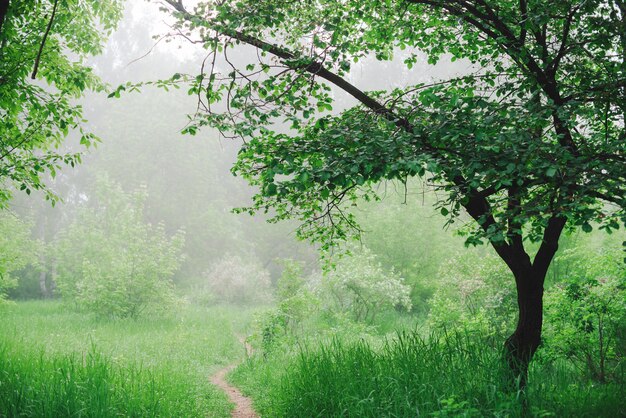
[
  {"left": 0, "top": 300, "right": 257, "bottom": 417},
  {"left": 231, "top": 331, "right": 625, "bottom": 417}
]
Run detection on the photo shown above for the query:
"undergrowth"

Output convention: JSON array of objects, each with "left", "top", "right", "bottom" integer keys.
[
  {"left": 0, "top": 300, "right": 257, "bottom": 417},
  {"left": 231, "top": 331, "right": 625, "bottom": 417},
  {"left": 0, "top": 341, "right": 226, "bottom": 417}
]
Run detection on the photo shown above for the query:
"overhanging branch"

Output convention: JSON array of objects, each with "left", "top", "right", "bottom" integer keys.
[{"left": 163, "top": 0, "right": 517, "bottom": 257}]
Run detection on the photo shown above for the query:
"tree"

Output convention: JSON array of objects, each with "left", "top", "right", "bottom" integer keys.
[
  {"left": 149, "top": 0, "right": 626, "bottom": 383},
  {"left": 54, "top": 176, "right": 185, "bottom": 318},
  {"left": 0, "top": 0, "right": 122, "bottom": 207},
  {"left": 0, "top": 212, "right": 40, "bottom": 303},
  {"left": 203, "top": 254, "right": 272, "bottom": 304}
]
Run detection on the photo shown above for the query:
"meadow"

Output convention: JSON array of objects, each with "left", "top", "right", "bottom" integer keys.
[
  {"left": 0, "top": 301, "right": 256, "bottom": 417},
  {"left": 3, "top": 0, "right": 626, "bottom": 416},
  {"left": 230, "top": 330, "right": 625, "bottom": 417}
]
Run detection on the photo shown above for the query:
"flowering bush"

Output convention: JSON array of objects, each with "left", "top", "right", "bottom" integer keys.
[
  {"left": 319, "top": 246, "right": 412, "bottom": 324},
  {"left": 203, "top": 254, "right": 272, "bottom": 304}
]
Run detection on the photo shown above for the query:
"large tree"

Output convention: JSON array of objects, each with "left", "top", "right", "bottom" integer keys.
[
  {"left": 149, "top": 0, "right": 626, "bottom": 383},
  {"left": 0, "top": 0, "right": 122, "bottom": 207}
]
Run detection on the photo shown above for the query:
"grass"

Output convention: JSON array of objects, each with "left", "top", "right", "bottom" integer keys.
[
  {"left": 231, "top": 330, "right": 626, "bottom": 417},
  {"left": 0, "top": 300, "right": 257, "bottom": 417}
]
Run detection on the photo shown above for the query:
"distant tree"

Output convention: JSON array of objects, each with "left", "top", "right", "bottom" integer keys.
[
  {"left": 149, "top": 0, "right": 626, "bottom": 384},
  {"left": 203, "top": 254, "right": 272, "bottom": 304},
  {"left": 0, "top": 213, "right": 39, "bottom": 303},
  {"left": 54, "top": 177, "right": 185, "bottom": 318},
  {"left": 0, "top": 0, "right": 122, "bottom": 207}
]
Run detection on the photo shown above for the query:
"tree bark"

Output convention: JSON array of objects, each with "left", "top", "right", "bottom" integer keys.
[
  {"left": 501, "top": 216, "right": 566, "bottom": 389},
  {"left": 504, "top": 267, "right": 545, "bottom": 389}
]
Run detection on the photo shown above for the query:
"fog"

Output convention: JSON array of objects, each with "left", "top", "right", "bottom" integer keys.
[
  {"left": 2, "top": 2, "right": 625, "bottom": 416},
  {"left": 7, "top": 1, "right": 476, "bottom": 297}
]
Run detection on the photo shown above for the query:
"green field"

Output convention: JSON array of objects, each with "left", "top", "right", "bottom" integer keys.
[
  {"left": 230, "top": 331, "right": 626, "bottom": 417},
  {"left": 0, "top": 301, "right": 256, "bottom": 417},
  {"left": 2, "top": 1, "right": 626, "bottom": 416}
]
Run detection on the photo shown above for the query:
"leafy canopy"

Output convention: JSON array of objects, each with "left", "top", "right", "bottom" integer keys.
[
  {"left": 145, "top": 1, "right": 625, "bottom": 267},
  {"left": 0, "top": 0, "right": 123, "bottom": 206}
]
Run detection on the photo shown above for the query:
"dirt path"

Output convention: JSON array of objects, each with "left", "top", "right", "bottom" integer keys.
[{"left": 210, "top": 338, "right": 258, "bottom": 418}]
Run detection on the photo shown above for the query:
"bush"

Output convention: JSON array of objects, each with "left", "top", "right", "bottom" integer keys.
[
  {"left": 274, "top": 260, "right": 318, "bottom": 333},
  {"left": 427, "top": 251, "right": 516, "bottom": 339},
  {"left": 249, "top": 261, "right": 320, "bottom": 354},
  {"left": 544, "top": 275, "right": 626, "bottom": 383},
  {"left": 203, "top": 254, "right": 272, "bottom": 304},
  {"left": 0, "top": 213, "right": 39, "bottom": 304},
  {"left": 55, "top": 177, "right": 185, "bottom": 318},
  {"left": 318, "top": 246, "right": 412, "bottom": 324}
]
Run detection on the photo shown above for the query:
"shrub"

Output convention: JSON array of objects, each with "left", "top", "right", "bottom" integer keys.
[
  {"left": 427, "top": 251, "right": 516, "bottom": 339},
  {"left": 275, "top": 260, "right": 319, "bottom": 333},
  {"left": 317, "top": 246, "right": 412, "bottom": 324},
  {"left": 0, "top": 213, "right": 39, "bottom": 304},
  {"left": 544, "top": 275, "right": 626, "bottom": 383},
  {"left": 55, "top": 177, "right": 184, "bottom": 318},
  {"left": 203, "top": 254, "right": 272, "bottom": 304},
  {"left": 249, "top": 260, "right": 320, "bottom": 354}
]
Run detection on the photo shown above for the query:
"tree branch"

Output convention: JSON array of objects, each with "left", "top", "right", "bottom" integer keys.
[
  {"left": 547, "top": 4, "right": 577, "bottom": 77},
  {"left": 532, "top": 215, "right": 566, "bottom": 276},
  {"left": 32, "top": 0, "right": 59, "bottom": 79},
  {"left": 165, "top": 0, "right": 535, "bottom": 265}
]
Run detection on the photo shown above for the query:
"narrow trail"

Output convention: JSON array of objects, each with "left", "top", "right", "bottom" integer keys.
[{"left": 210, "top": 337, "right": 258, "bottom": 418}]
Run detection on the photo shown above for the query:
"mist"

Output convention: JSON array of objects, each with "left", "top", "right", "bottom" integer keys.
[{"left": 1, "top": 1, "right": 624, "bottom": 417}]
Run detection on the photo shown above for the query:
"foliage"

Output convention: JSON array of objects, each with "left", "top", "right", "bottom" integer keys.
[
  {"left": 54, "top": 177, "right": 185, "bottom": 318},
  {"left": 274, "top": 260, "right": 318, "bottom": 333},
  {"left": 0, "top": 213, "right": 40, "bottom": 303},
  {"left": 544, "top": 276, "right": 626, "bottom": 383},
  {"left": 231, "top": 331, "right": 625, "bottom": 418},
  {"left": 0, "top": 0, "right": 123, "bottom": 206},
  {"left": 550, "top": 232, "right": 626, "bottom": 283},
  {"left": 203, "top": 254, "right": 272, "bottom": 305},
  {"left": 542, "top": 236, "right": 626, "bottom": 382},
  {"left": 357, "top": 187, "right": 461, "bottom": 313},
  {"left": 249, "top": 260, "right": 320, "bottom": 354},
  {"left": 148, "top": 0, "right": 626, "bottom": 249},
  {"left": 428, "top": 251, "right": 517, "bottom": 338},
  {"left": 318, "top": 246, "right": 412, "bottom": 324}
]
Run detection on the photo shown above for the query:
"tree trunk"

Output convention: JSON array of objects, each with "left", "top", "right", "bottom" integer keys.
[
  {"left": 39, "top": 270, "right": 48, "bottom": 298},
  {"left": 37, "top": 213, "right": 49, "bottom": 298},
  {"left": 497, "top": 216, "right": 565, "bottom": 390},
  {"left": 504, "top": 267, "right": 545, "bottom": 389},
  {"left": 0, "top": 0, "right": 9, "bottom": 36}
]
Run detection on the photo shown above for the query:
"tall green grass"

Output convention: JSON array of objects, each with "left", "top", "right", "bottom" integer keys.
[
  {"left": 0, "top": 300, "right": 258, "bottom": 417},
  {"left": 0, "top": 341, "right": 224, "bottom": 417},
  {"left": 231, "top": 331, "right": 625, "bottom": 417}
]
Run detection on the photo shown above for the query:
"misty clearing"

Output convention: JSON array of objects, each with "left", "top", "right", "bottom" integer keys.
[{"left": 1, "top": 1, "right": 625, "bottom": 417}]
